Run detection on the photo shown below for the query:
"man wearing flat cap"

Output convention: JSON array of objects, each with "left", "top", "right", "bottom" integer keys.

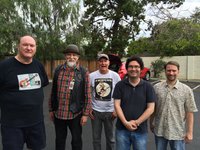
[
  {"left": 89, "top": 54, "right": 121, "bottom": 150},
  {"left": 49, "top": 44, "right": 92, "bottom": 150}
]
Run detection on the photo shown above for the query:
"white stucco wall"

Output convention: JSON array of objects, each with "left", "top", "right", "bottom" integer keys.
[{"left": 124, "top": 56, "right": 200, "bottom": 80}]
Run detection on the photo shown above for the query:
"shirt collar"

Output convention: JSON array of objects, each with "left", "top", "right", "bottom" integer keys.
[
  {"left": 124, "top": 77, "right": 144, "bottom": 87},
  {"left": 164, "top": 79, "right": 180, "bottom": 89}
]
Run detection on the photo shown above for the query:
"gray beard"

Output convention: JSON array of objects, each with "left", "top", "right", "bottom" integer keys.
[{"left": 67, "top": 61, "right": 76, "bottom": 67}]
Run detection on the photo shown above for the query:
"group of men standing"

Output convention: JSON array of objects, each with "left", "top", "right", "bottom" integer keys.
[{"left": 0, "top": 35, "right": 198, "bottom": 150}]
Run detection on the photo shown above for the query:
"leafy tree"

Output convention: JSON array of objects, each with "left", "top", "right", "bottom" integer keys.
[
  {"left": 151, "top": 18, "right": 200, "bottom": 56},
  {"left": 127, "top": 37, "right": 154, "bottom": 56},
  {"left": 0, "top": 0, "right": 26, "bottom": 59},
  {"left": 191, "top": 8, "right": 200, "bottom": 24},
  {"left": 80, "top": 0, "right": 184, "bottom": 58},
  {"left": 128, "top": 16, "right": 200, "bottom": 57},
  {"left": 0, "top": 0, "right": 81, "bottom": 62},
  {"left": 15, "top": 0, "right": 81, "bottom": 62}
]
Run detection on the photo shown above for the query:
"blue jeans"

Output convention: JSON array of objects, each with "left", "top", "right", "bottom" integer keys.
[
  {"left": 155, "top": 135, "right": 185, "bottom": 150},
  {"left": 91, "top": 110, "right": 115, "bottom": 150},
  {"left": 115, "top": 129, "right": 147, "bottom": 150}
]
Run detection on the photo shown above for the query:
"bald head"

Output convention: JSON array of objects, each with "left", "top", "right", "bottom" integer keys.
[
  {"left": 16, "top": 35, "right": 37, "bottom": 64},
  {"left": 19, "top": 35, "right": 36, "bottom": 45}
]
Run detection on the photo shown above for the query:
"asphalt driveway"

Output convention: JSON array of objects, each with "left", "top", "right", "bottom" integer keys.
[{"left": 0, "top": 80, "right": 199, "bottom": 150}]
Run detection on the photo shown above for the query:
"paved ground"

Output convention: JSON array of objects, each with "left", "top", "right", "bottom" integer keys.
[{"left": 0, "top": 80, "right": 200, "bottom": 150}]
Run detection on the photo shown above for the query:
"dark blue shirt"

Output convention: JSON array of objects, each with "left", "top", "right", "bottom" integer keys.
[{"left": 113, "top": 78, "right": 156, "bottom": 133}]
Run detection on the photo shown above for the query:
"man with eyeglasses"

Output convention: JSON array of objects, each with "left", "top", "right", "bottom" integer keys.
[
  {"left": 113, "top": 55, "right": 156, "bottom": 150},
  {"left": 48, "top": 44, "right": 92, "bottom": 150}
]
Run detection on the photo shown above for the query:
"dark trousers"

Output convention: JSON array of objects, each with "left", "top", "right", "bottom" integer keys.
[
  {"left": 54, "top": 115, "right": 82, "bottom": 150},
  {"left": 91, "top": 110, "right": 115, "bottom": 150},
  {"left": 1, "top": 121, "right": 46, "bottom": 150}
]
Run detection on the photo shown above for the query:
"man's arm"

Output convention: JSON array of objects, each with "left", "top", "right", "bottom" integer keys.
[
  {"left": 185, "top": 112, "right": 194, "bottom": 143},
  {"left": 114, "top": 99, "right": 137, "bottom": 131},
  {"left": 149, "top": 105, "right": 156, "bottom": 133},
  {"left": 82, "top": 70, "right": 92, "bottom": 116},
  {"left": 135, "top": 102, "right": 155, "bottom": 126},
  {"left": 81, "top": 70, "right": 92, "bottom": 126}
]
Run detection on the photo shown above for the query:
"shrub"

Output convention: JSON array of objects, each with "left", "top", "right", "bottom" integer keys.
[{"left": 151, "top": 59, "right": 166, "bottom": 78}]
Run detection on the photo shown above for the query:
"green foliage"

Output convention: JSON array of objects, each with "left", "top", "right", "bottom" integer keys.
[
  {"left": 81, "top": 0, "right": 183, "bottom": 58},
  {"left": 19, "top": 0, "right": 81, "bottom": 62},
  {"left": 191, "top": 8, "right": 200, "bottom": 24},
  {"left": 0, "top": 0, "right": 81, "bottom": 62},
  {"left": 151, "top": 18, "right": 200, "bottom": 56},
  {"left": 127, "top": 37, "right": 154, "bottom": 56},
  {"left": 128, "top": 16, "right": 200, "bottom": 57},
  {"left": 151, "top": 59, "right": 166, "bottom": 78},
  {"left": 0, "top": 0, "right": 27, "bottom": 58},
  {"left": 0, "top": 0, "right": 188, "bottom": 61}
]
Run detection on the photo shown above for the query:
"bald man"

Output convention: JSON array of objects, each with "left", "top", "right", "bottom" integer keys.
[{"left": 0, "top": 35, "right": 49, "bottom": 150}]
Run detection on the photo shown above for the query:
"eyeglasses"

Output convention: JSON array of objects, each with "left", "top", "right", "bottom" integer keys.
[{"left": 127, "top": 65, "right": 140, "bottom": 69}]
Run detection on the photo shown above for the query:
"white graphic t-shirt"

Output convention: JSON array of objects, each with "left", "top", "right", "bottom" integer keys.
[{"left": 90, "top": 70, "right": 121, "bottom": 112}]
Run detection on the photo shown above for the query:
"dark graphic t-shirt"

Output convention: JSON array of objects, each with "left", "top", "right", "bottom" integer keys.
[
  {"left": 0, "top": 57, "right": 49, "bottom": 127},
  {"left": 95, "top": 78, "right": 112, "bottom": 101}
]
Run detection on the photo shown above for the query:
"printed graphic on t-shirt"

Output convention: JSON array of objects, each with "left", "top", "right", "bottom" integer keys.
[
  {"left": 95, "top": 78, "right": 112, "bottom": 101},
  {"left": 17, "top": 73, "right": 41, "bottom": 90}
]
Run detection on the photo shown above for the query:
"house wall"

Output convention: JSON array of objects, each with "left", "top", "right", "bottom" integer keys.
[
  {"left": 44, "top": 55, "right": 200, "bottom": 80},
  {"left": 141, "top": 56, "right": 200, "bottom": 80}
]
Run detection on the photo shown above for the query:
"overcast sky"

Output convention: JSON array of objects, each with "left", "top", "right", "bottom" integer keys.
[
  {"left": 138, "top": 0, "right": 200, "bottom": 38},
  {"left": 173, "top": 0, "right": 200, "bottom": 18},
  {"left": 146, "top": 0, "right": 200, "bottom": 23},
  {"left": 81, "top": 0, "right": 200, "bottom": 38}
]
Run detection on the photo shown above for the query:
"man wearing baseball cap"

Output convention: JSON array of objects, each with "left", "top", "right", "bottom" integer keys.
[
  {"left": 97, "top": 54, "right": 109, "bottom": 60},
  {"left": 49, "top": 44, "right": 92, "bottom": 150},
  {"left": 89, "top": 53, "right": 121, "bottom": 150}
]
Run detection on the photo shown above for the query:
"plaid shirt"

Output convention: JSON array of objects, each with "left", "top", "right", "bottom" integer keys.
[{"left": 49, "top": 63, "right": 92, "bottom": 120}]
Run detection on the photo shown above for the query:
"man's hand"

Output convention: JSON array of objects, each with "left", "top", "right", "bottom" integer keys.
[
  {"left": 111, "top": 111, "right": 117, "bottom": 120},
  {"left": 184, "top": 132, "right": 193, "bottom": 144},
  {"left": 80, "top": 116, "right": 88, "bottom": 126},
  {"left": 89, "top": 109, "right": 95, "bottom": 120},
  {"left": 124, "top": 120, "right": 138, "bottom": 131},
  {"left": 49, "top": 112, "right": 54, "bottom": 121}
]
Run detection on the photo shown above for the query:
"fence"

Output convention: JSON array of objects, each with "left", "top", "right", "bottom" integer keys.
[
  {"left": 44, "top": 55, "right": 200, "bottom": 80},
  {"left": 44, "top": 59, "right": 98, "bottom": 79}
]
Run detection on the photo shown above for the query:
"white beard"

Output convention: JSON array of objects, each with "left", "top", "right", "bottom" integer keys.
[{"left": 67, "top": 61, "right": 76, "bottom": 67}]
